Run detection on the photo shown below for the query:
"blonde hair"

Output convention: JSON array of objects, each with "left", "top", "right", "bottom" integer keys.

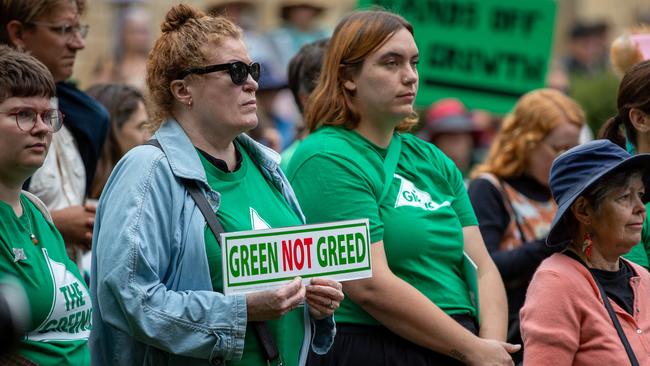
[
  {"left": 471, "top": 89, "right": 585, "bottom": 179},
  {"left": 610, "top": 26, "right": 650, "bottom": 76},
  {"left": 304, "top": 10, "right": 418, "bottom": 132},
  {"left": 146, "top": 3, "right": 241, "bottom": 130}
]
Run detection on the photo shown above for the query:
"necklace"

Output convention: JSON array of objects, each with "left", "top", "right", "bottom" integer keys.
[{"left": 20, "top": 201, "right": 39, "bottom": 245}]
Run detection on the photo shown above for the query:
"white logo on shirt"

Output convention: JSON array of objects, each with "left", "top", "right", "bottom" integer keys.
[
  {"left": 394, "top": 174, "right": 451, "bottom": 211},
  {"left": 250, "top": 207, "right": 271, "bottom": 230},
  {"left": 12, "top": 248, "right": 27, "bottom": 262},
  {"left": 25, "top": 248, "right": 92, "bottom": 342}
]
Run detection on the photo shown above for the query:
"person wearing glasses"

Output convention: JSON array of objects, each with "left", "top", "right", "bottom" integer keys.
[
  {"left": 1, "top": 0, "right": 109, "bottom": 268},
  {"left": 467, "top": 88, "right": 585, "bottom": 364},
  {"left": 0, "top": 45, "right": 92, "bottom": 366},
  {"left": 90, "top": 4, "right": 342, "bottom": 366}
]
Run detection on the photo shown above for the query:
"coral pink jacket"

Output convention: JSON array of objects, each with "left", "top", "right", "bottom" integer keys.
[{"left": 521, "top": 253, "right": 650, "bottom": 366}]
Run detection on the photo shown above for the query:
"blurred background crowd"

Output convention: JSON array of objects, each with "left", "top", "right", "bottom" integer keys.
[{"left": 68, "top": 0, "right": 650, "bottom": 176}]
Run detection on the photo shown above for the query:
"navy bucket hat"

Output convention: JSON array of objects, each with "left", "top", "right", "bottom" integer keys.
[{"left": 546, "top": 139, "right": 650, "bottom": 248}]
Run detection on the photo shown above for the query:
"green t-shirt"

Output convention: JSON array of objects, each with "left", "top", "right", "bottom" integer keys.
[
  {"left": 623, "top": 202, "right": 650, "bottom": 269},
  {"left": 198, "top": 143, "right": 304, "bottom": 366},
  {"left": 0, "top": 195, "right": 91, "bottom": 365},
  {"left": 280, "top": 139, "right": 302, "bottom": 172},
  {"left": 287, "top": 126, "right": 479, "bottom": 325}
]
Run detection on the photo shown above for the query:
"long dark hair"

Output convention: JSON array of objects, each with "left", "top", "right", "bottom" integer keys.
[
  {"left": 599, "top": 60, "right": 650, "bottom": 148},
  {"left": 86, "top": 83, "right": 145, "bottom": 198}
]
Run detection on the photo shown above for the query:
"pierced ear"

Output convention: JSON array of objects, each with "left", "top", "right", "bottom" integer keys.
[
  {"left": 169, "top": 79, "right": 192, "bottom": 105},
  {"left": 570, "top": 196, "right": 593, "bottom": 226},
  {"left": 6, "top": 20, "right": 26, "bottom": 49},
  {"left": 343, "top": 79, "right": 356, "bottom": 92},
  {"left": 629, "top": 108, "right": 650, "bottom": 133},
  {"left": 339, "top": 64, "right": 357, "bottom": 92}
]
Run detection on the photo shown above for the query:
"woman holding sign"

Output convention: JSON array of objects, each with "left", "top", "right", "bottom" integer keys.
[
  {"left": 90, "top": 4, "right": 342, "bottom": 366},
  {"left": 287, "top": 10, "right": 517, "bottom": 366}
]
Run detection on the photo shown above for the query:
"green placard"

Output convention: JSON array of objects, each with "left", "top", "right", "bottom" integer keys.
[{"left": 357, "top": 0, "right": 557, "bottom": 114}]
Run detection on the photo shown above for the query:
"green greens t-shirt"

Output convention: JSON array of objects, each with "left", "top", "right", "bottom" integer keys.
[
  {"left": 198, "top": 143, "right": 304, "bottom": 366},
  {"left": 623, "top": 202, "right": 650, "bottom": 269},
  {"left": 287, "top": 126, "right": 479, "bottom": 325},
  {"left": 0, "top": 195, "right": 91, "bottom": 365}
]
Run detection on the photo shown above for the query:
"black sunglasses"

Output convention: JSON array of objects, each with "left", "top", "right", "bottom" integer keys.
[{"left": 179, "top": 61, "right": 261, "bottom": 85}]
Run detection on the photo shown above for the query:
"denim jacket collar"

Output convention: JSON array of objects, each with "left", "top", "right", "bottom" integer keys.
[{"left": 155, "top": 119, "right": 281, "bottom": 184}]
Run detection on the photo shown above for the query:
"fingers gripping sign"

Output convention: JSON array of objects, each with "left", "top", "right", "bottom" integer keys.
[{"left": 246, "top": 277, "right": 306, "bottom": 321}]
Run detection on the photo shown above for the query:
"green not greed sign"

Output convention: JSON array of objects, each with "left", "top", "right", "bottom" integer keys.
[
  {"left": 221, "top": 219, "right": 372, "bottom": 295},
  {"left": 357, "top": 0, "right": 557, "bottom": 114}
]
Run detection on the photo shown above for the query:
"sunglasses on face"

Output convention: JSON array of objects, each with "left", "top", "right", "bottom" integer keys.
[{"left": 179, "top": 61, "right": 261, "bottom": 85}]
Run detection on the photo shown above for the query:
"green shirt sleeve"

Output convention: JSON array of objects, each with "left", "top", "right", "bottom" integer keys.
[
  {"left": 435, "top": 146, "right": 478, "bottom": 227},
  {"left": 290, "top": 153, "right": 384, "bottom": 243}
]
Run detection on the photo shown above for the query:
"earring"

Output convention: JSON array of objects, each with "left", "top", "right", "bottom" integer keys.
[
  {"left": 187, "top": 99, "right": 193, "bottom": 108},
  {"left": 582, "top": 232, "right": 593, "bottom": 259}
]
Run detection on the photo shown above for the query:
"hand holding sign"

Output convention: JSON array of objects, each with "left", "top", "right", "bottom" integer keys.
[
  {"left": 246, "top": 277, "right": 306, "bottom": 321},
  {"left": 305, "top": 278, "right": 344, "bottom": 320}
]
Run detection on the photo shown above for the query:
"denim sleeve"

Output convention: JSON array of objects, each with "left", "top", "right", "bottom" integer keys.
[{"left": 93, "top": 148, "right": 247, "bottom": 361}]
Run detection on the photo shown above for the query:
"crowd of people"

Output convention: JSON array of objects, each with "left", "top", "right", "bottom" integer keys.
[{"left": 1, "top": 1, "right": 650, "bottom": 365}]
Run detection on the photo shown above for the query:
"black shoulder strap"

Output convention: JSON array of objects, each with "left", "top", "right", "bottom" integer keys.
[
  {"left": 144, "top": 139, "right": 281, "bottom": 364},
  {"left": 566, "top": 251, "right": 640, "bottom": 366}
]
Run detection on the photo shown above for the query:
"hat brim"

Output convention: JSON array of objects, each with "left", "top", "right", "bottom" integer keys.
[{"left": 546, "top": 153, "right": 650, "bottom": 248}]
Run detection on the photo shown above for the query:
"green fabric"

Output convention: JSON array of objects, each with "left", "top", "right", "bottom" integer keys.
[
  {"left": 198, "top": 143, "right": 304, "bottom": 366},
  {"left": 623, "top": 202, "right": 650, "bottom": 269},
  {"left": 0, "top": 195, "right": 91, "bottom": 365},
  {"left": 280, "top": 139, "right": 302, "bottom": 172},
  {"left": 288, "top": 126, "right": 479, "bottom": 325}
]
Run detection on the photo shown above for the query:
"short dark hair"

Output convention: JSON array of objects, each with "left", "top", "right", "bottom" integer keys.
[
  {"left": 287, "top": 37, "right": 328, "bottom": 113},
  {"left": 0, "top": 44, "right": 55, "bottom": 103}
]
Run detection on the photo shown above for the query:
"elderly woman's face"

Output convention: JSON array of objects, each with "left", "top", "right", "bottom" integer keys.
[
  {"left": 187, "top": 37, "right": 258, "bottom": 137},
  {"left": 590, "top": 174, "right": 646, "bottom": 255},
  {"left": 0, "top": 97, "right": 53, "bottom": 180}
]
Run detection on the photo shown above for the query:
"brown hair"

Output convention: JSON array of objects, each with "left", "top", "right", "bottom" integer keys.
[
  {"left": 471, "top": 89, "right": 585, "bottom": 179},
  {"left": 303, "top": 10, "right": 417, "bottom": 132},
  {"left": 146, "top": 3, "right": 242, "bottom": 129},
  {"left": 0, "top": 0, "right": 86, "bottom": 45},
  {"left": 598, "top": 60, "right": 650, "bottom": 149},
  {"left": 85, "top": 83, "right": 145, "bottom": 198},
  {"left": 0, "top": 44, "right": 55, "bottom": 103}
]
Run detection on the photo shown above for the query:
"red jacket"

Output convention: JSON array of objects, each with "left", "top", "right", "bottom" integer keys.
[{"left": 521, "top": 253, "right": 650, "bottom": 365}]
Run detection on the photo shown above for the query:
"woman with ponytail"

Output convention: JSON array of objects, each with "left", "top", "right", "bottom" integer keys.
[
  {"left": 599, "top": 59, "right": 650, "bottom": 269},
  {"left": 90, "top": 4, "right": 342, "bottom": 365}
]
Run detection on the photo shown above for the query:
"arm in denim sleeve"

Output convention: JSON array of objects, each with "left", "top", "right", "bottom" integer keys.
[{"left": 93, "top": 147, "right": 246, "bottom": 361}]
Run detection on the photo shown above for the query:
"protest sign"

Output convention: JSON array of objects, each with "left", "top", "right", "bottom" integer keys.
[
  {"left": 221, "top": 219, "right": 371, "bottom": 295},
  {"left": 357, "top": 0, "right": 557, "bottom": 114}
]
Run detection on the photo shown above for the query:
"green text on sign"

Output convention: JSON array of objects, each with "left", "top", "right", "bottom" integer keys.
[
  {"left": 221, "top": 219, "right": 372, "bottom": 295},
  {"left": 357, "top": 0, "right": 557, "bottom": 114}
]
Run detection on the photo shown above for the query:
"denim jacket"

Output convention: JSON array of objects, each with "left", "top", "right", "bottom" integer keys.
[{"left": 90, "top": 119, "right": 335, "bottom": 365}]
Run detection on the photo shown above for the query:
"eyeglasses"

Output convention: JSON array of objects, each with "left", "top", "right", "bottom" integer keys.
[
  {"left": 179, "top": 61, "right": 261, "bottom": 85},
  {"left": 27, "top": 22, "right": 89, "bottom": 40},
  {"left": 0, "top": 108, "right": 64, "bottom": 132}
]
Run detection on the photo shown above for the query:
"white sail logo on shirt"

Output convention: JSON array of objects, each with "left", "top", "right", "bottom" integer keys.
[
  {"left": 25, "top": 248, "right": 92, "bottom": 342},
  {"left": 394, "top": 174, "right": 451, "bottom": 211}
]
